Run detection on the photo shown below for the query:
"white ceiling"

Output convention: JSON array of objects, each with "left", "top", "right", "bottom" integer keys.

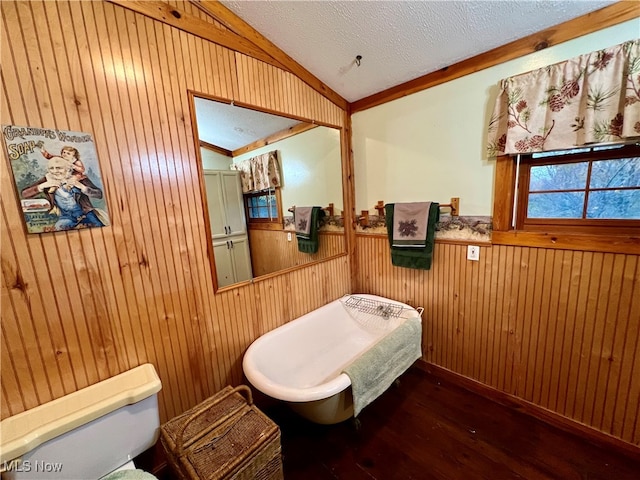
[
  {"left": 221, "top": 0, "right": 617, "bottom": 103},
  {"left": 196, "top": 1, "right": 621, "bottom": 150},
  {"left": 194, "top": 97, "right": 303, "bottom": 150}
]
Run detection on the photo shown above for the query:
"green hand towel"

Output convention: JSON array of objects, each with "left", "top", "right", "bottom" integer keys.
[
  {"left": 343, "top": 316, "right": 422, "bottom": 417},
  {"left": 296, "top": 207, "right": 325, "bottom": 253},
  {"left": 101, "top": 469, "right": 158, "bottom": 480},
  {"left": 385, "top": 203, "right": 439, "bottom": 270}
]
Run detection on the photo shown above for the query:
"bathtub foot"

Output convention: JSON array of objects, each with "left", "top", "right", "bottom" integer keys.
[
  {"left": 352, "top": 417, "right": 361, "bottom": 430},
  {"left": 394, "top": 378, "right": 401, "bottom": 388}
]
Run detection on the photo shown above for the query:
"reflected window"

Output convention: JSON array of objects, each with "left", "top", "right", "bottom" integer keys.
[{"left": 244, "top": 188, "right": 283, "bottom": 227}]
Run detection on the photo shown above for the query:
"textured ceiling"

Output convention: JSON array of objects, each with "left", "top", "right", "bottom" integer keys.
[
  {"left": 194, "top": 97, "right": 302, "bottom": 150},
  {"left": 196, "top": 1, "right": 621, "bottom": 150},
  {"left": 221, "top": 0, "right": 617, "bottom": 103}
]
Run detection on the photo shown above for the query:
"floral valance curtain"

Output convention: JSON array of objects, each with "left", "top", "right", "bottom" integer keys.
[
  {"left": 487, "top": 39, "right": 640, "bottom": 156},
  {"left": 231, "top": 150, "right": 282, "bottom": 193}
]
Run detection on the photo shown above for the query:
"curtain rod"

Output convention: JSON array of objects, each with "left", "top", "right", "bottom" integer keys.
[{"left": 510, "top": 138, "right": 640, "bottom": 159}]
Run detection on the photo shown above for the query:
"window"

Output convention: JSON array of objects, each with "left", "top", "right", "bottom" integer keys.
[
  {"left": 244, "top": 188, "right": 283, "bottom": 229},
  {"left": 515, "top": 144, "right": 640, "bottom": 234}
]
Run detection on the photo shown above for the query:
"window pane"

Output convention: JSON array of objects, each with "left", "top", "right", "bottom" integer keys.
[
  {"left": 256, "top": 195, "right": 268, "bottom": 207},
  {"left": 590, "top": 158, "right": 640, "bottom": 189},
  {"left": 530, "top": 162, "right": 588, "bottom": 191},
  {"left": 527, "top": 192, "right": 585, "bottom": 218},
  {"left": 256, "top": 207, "right": 269, "bottom": 218},
  {"left": 587, "top": 190, "right": 640, "bottom": 219},
  {"left": 270, "top": 204, "right": 277, "bottom": 218}
]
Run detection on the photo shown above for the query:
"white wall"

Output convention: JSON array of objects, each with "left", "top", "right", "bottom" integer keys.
[
  {"left": 352, "top": 20, "right": 639, "bottom": 216},
  {"left": 233, "top": 126, "right": 343, "bottom": 212},
  {"left": 201, "top": 147, "right": 232, "bottom": 170}
]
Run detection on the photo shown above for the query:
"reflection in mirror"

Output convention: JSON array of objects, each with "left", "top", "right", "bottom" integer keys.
[{"left": 192, "top": 95, "right": 345, "bottom": 290}]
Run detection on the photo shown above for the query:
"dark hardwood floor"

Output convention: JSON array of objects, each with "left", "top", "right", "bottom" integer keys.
[{"left": 256, "top": 367, "right": 640, "bottom": 480}]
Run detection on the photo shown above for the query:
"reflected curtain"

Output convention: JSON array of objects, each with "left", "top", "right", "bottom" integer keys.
[
  {"left": 487, "top": 39, "right": 640, "bottom": 156},
  {"left": 231, "top": 150, "right": 282, "bottom": 193}
]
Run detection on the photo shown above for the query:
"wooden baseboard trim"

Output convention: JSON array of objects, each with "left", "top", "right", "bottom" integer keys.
[{"left": 415, "top": 361, "right": 640, "bottom": 460}]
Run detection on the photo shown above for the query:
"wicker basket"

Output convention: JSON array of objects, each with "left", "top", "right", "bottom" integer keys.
[{"left": 160, "top": 385, "right": 283, "bottom": 480}]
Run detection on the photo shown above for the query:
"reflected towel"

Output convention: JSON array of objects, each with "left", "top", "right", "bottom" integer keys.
[
  {"left": 295, "top": 207, "right": 324, "bottom": 253},
  {"left": 392, "top": 202, "right": 431, "bottom": 247},
  {"left": 343, "top": 316, "right": 422, "bottom": 417},
  {"left": 385, "top": 203, "right": 439, "bottom": 270},
  {"left": 294, "top": 206, "right": 314, "bottom": 238}
]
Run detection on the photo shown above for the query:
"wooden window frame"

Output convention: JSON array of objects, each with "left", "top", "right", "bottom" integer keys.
[
  {"left": 244, "top": 188, "right": 284, "bottom": 231},
  {"left": 492, "top": 144, "right": 640, "bottom": 254}
]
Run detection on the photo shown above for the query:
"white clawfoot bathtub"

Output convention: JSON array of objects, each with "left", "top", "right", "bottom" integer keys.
[{"left": 242, "top": 294, "right": 423, "bottom": 424}]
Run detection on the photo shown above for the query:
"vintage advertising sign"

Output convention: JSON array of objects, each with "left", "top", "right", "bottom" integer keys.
[{"left": 3, "top": 125, "right": 110, "bottom": 234}]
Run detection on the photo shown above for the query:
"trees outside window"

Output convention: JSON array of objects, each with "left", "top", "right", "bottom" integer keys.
[
  {"left": 244, "top": 189, "right": 282, "bottom": 228},
  {"left": 516, "top": 144, "right": 640, "bottom": 234}
]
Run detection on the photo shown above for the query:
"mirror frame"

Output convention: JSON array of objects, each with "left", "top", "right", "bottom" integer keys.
[{"left": 187, "top": 90, "right": 352, "bottom": 293}]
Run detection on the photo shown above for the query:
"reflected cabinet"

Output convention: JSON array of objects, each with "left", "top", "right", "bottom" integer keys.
[{"left": 204, "top": 170, "right": 253, "bottom": 287}]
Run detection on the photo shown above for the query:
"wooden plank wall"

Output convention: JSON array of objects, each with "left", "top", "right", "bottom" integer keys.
[
  {"left": 355, "top": 235, "right": 640, "bottom": 446},
  {"left": 248, "top": 230, "right": 345, "bottom": 277},
  {"left": 0, "top": 0, "right": 349, "bottom": 423}
]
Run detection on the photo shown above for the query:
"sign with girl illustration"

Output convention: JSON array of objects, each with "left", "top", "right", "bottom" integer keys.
[{"left": 3, "top": 125, "right": 110, "bottom": 234}]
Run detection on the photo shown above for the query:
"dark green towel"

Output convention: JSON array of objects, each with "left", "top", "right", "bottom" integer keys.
[
  {"left": 296, "top": 207, "right": 325, "bottom": 253},
  {"left": 385, "top": 203, "right": 439, "bottom": 270}
]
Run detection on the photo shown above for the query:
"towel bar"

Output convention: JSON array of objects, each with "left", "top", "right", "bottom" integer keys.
[
  {"left": 439, "top": 197, "right": 459, "bottom": 216},
  {"left": 374, "top": 200, "right": 385, "bottom": 217},
  {"left": 357, "top": 201, "right": 386, "bottom": 227},
  {"left": 358, "top": 210, "right": 370, "bottom": 227},
  {"left": 358, "top": 197, "right": 459, "bottom": 227},
  {"left": 325, "top": 203, "right": 334, "bottom": 216},
  {"left": 289, "top": 204, "right": 335, "bottom": 216}
]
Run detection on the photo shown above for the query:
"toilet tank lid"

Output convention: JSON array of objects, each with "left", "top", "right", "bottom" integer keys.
[{"left": 0, "top": 363, "right": 162, "bottom": 463}]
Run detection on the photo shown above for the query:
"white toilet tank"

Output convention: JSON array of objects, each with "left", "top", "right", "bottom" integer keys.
[{"left": 0, "top": 364, "right": 162, "bottom": 479}]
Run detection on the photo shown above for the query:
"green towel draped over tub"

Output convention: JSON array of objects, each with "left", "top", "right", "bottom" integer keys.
[
  {"left": 343, "top": 316, "right": 422, "bottom": 417},
  {"left": 385, "top": 203, "right": 439, "bottom": 270},
  {"left": 102, "top": 469, "right": 158, "bottom": 480},
  {"left": 295, "top": 206, "right": 325, "bottom": 253}
]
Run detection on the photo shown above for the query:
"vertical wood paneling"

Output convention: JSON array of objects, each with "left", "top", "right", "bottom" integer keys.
[
  {"left": 610, "top": 257, "right": 638, "bottom": 438},
  {"left": 355, "top": 235, "right": 640, "bottom": 447},
  {"left": 502, "top": 246, "right": 519, "bottom": 393},
  {"left": 575, "top": 252, "right": 605, "bottom": 422},
  {"left": 248, "top": 230, "right": 345, "bottom": 277},
  {"left": 555, "top": 250, "right": 582, "bottom": 413},
  {"left": 1, "top": 0, "right": 350, "bottom": 424},
  {"left": 564, "top": 251, "right": 593, "bottom": 417},
  {"left": 234, "top": 53, "right": 343, "bottom": 127},
  {"left": 511, "top": 247, "right": 530, "bottom": 397}
]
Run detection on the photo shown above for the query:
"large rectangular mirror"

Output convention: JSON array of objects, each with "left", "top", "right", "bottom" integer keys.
[{"left": 190, "top": 93, "right": 346, "bottom": 290}]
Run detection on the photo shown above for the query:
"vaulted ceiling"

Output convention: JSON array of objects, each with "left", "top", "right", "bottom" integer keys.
[
  {"left": 184, "top": 0, "right": 634, "bottom": 150},
  {"left": 220, "top": 0, "right": 618, "bottom": 103}
]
